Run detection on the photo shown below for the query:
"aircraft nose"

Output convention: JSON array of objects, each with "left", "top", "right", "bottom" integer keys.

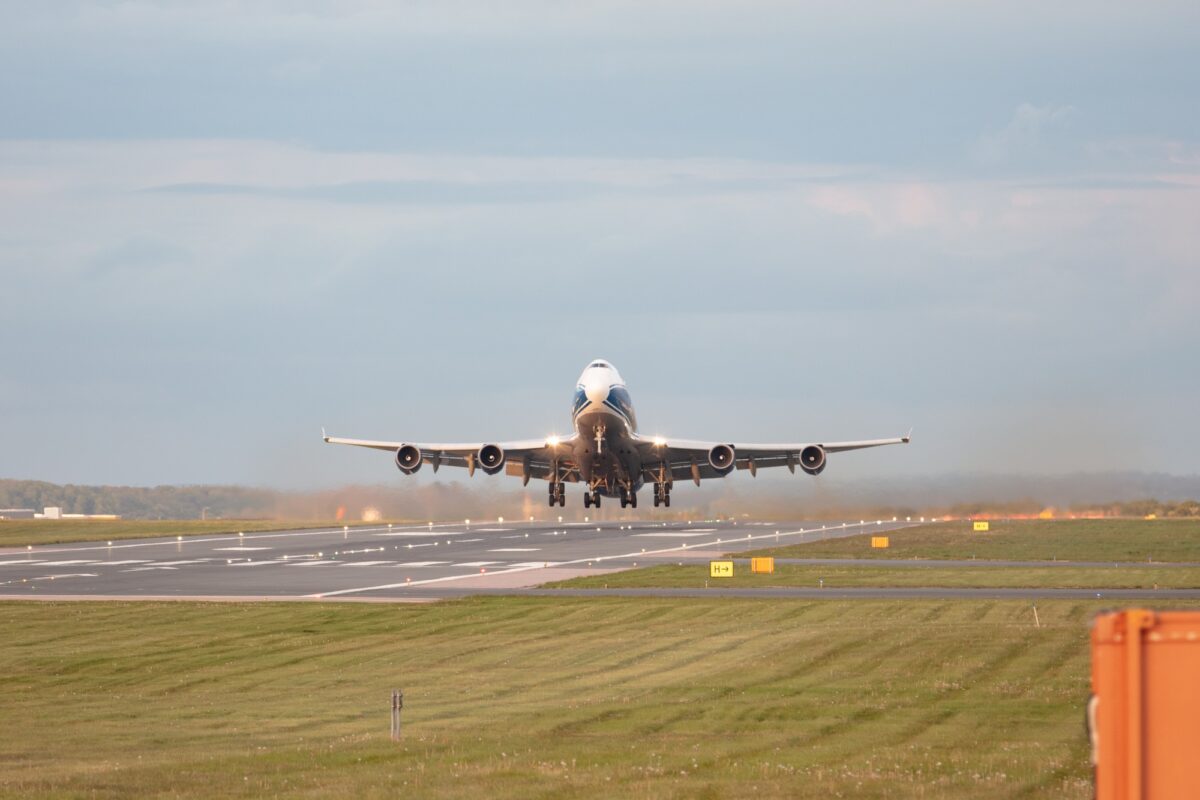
[{"left": 584, "top": 375, "right": 610, "bottom": 404}]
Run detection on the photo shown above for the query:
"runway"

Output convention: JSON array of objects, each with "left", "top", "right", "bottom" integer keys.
[
  {"left": 2, "top": 518, "right": 1196, "bottom": 602},
  {"left": 0, "top": 518, "right": 902, "bottom": 601}
]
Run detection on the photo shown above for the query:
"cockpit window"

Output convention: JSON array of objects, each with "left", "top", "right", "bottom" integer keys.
[{"left": 589, "top": 361, "right": 608, "bottom": 368}]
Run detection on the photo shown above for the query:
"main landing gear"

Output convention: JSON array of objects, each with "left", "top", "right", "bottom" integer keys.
[
  {"left": 583, "top": 490, "right": 602, "bottom": 508},
  {"left": 652, "top": 483, "right": 671, "bottom": 507},
  {"left": 619, "top": 486, "right": 638, "bottom": 509},
  {"left": 547, "top": 482, "right": 565, "bottom": 507}
]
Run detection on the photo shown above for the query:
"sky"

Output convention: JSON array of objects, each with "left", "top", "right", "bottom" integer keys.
[{"left": 1, "top": 1, "right": 1199, "bottom": 489}]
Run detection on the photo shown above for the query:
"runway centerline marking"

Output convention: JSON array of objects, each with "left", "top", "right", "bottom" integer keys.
[
  {"left": 633, "top": 533, "right": 708, "bottom": 538},
  {"left": 489, "top": 548, "right": 540, "bottom": 552}
]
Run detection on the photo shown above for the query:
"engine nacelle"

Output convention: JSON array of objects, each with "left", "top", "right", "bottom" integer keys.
[
  {"left": 800, "top": 444, "right": 826, "bottom": 476},
  {"left": 395, "top": 444, "right": 423, "bottom": 475},
  {"left": 477, "top": 444, "right": 506, "bottom": 476},
  {"left": 708, "top": 444, "right": 736, "bottom": 475}
]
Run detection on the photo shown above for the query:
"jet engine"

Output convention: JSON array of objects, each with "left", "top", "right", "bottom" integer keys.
[
  {"left": 800, "top": 444, "right": 826, "bottom": 476},
  {"left": 395, "top": 444, "right": 423, "bottom": 475},
  {"left": 708, "top": 444, "right": 736, "bottom": 475},
  {"left": 478, "top": 444, "right": 506, "bottom": 475}
]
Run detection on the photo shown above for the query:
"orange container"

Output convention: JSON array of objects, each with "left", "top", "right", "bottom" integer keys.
[{"left": 1090, "top": 609, "right": 1200, "bottom": 799}]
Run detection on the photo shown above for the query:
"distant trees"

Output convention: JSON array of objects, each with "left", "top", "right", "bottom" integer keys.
[
  {"left": 1111, "top": 499, "right": 1200, "bottom": 518},
  {"left": 0, "top": 480, "right": 278, "bottom": 519}
]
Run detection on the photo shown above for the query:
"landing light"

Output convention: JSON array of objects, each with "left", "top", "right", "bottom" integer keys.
[
  {"left": 546, "top": 435, "right": 560, "bottom": 447},
  {"left": 653, "top": 436, "right": 666, "bottom": 446}
]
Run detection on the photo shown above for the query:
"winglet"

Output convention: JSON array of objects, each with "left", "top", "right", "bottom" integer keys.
[
  {"left": 903, "top": 427, "right": 913, "bottom": 443},
  {"left": 322, "top": 426, "right": 330, "bottom": 443}
]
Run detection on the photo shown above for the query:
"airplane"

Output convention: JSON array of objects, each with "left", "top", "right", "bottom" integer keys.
[{"left": 324, "top": 359, "right": 910, "bottom": 509}]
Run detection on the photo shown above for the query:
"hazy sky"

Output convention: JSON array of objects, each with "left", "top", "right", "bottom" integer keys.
[{"left": 2, "top": 2, "right": 1198, "bottom": 488}]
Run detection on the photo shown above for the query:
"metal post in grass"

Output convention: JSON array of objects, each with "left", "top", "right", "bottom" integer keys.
[{"left": 391, "top": 689, "right": 404, "bottom": 740}]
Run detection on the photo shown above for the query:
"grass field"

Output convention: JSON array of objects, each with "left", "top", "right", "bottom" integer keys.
[
  {"left": 547, "top": 563, "right": 1200, "bottom": 589},
  {"left": 742, "top": 519, "right": 1200, "bottom": 563},
  {"left": 0, "top": 597, "right": 1134, "bottom": 799},
  {"left": 0, "top": 519, "right": 399, "bottom": 548}
]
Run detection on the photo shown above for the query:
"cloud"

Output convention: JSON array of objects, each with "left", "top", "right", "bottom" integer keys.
[
  {"left": 973, "top": 103, "right": 1077, "bottom": 165},
  {"left": 1, "top": 137, "right": 1199, "bottom": 485}
]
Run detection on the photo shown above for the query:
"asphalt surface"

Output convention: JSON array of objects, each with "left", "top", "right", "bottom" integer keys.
[{"left": 2, "top": 518, "right": 1196, "bottom": 602}]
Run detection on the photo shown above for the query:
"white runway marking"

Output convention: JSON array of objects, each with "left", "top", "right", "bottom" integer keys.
[
  {"left": 93, "top": 560, "right": 151, "bottom": 565},
  {"left": 397, "top": 561, "right": 448, "bottom": 567},
  {"left": 455, "top": 561, "right": 500, "bottom": 567},
  {"left": 342, "top": 561, "right": 395, "bottom": 567},
  {"left": 633, "top": 532, "right": 708, "bottom": 538},
  {"left": 0, "top": 560, "right": 43, "bottom": 565},
  {"left": 510, "top": 561, "right": 561, "bottom": 568},
  {"left": 151, "top": 559, "right": 212, "bottom": 566},
  {"left": 4, "top": 523, "right": 464, "bottom": 556},
  {"left": 232, "top": 560, "right": 288, "bottom": 567},
  {"left": 374, "top": 531, "right": 468, "bottom": 537},
  {"left": 488, "top": 548, "right": 540, "bottom": 552},
  {"left": 122, "top": 566, "right": 178, "bottom": 572},
  {"left": 291, "top": 560, "right": 340, "bottom": 566},
  {"left": 214, "top": 546, "right": 271, "bottom": 552},
  {"left": 474, "top": 528, "right": 511, "bottom": 532},
  {"left": 38, "top": 560, "right": 101, "bottom": 565}
]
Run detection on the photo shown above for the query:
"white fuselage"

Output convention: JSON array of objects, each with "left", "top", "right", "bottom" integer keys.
[{"left": 570, "top": 359, "right": 642, "bottom": 494}]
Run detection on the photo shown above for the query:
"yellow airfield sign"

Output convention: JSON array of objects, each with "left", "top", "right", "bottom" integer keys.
[
  {"left": 973, "top": 521, "right": 990, "bottom": 532},
  {"left": 871, "top": 536, "right": 890, "bottom": 549},
  {"left": 709, "top": 561, "right": 734, "bottom": 578}
]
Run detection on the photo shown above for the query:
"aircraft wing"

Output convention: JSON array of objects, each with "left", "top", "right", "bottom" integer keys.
[
  {"left": 322, "top": 432, "right": 583, "bottom": 484},
  {"left": 631, "top": 431, "right": 911, "bottom": 485}
]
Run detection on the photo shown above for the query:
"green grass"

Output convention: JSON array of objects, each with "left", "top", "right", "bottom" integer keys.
[
  {"left": 0, "top": 597, "right": 1132, "bottom": 798},
  {"left": 0, "top": 519, "right": 399, "bottom": 548},
  {"left": 742, "top": 519, "right": 1200, "bottom": 563},
  {"left": 547, "top": 563, "right": 1200, "bottom": 589}
]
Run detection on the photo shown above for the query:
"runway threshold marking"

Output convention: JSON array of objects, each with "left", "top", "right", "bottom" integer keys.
[{"left": 309, "top": 521, "right": 907, "bottom": 599}]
